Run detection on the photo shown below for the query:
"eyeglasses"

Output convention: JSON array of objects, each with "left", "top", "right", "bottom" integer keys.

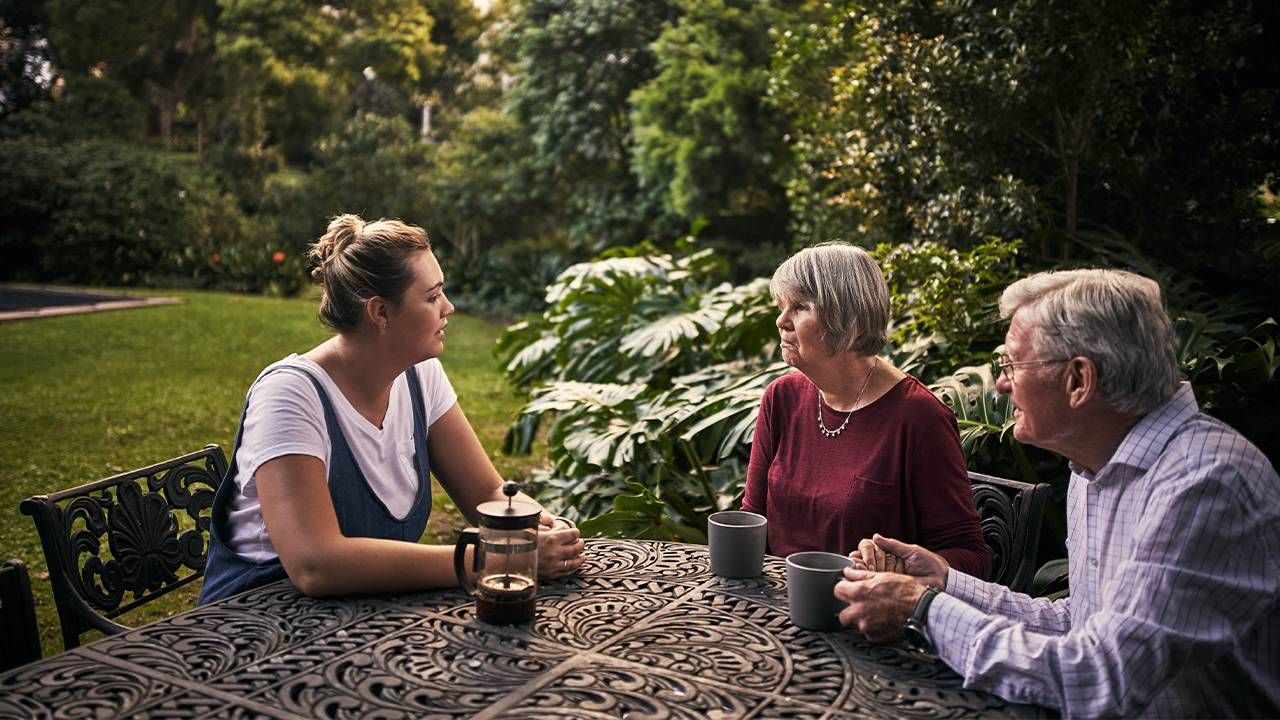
[{"left": 993, "top": 353, "right": 1069, "bottom": 381}]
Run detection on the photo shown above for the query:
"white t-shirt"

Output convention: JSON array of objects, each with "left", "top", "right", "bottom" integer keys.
[{"left": 225, "top": 355, "right": 458, "bottom": 561}]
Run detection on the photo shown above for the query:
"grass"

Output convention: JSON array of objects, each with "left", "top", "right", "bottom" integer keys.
[{"left": 0, "top": 288, "right": 545, "bottom": 658}]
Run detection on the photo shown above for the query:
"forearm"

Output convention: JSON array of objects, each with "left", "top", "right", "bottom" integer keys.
[
  {"left": 931, "top": 600, "right": 1198, "bottom": 717},
  {"left": 946, "top": 570, "right": 1071, "bottom": 633},
  {"left": 284, "top": 536, "right": 461, "bottom": 596}
]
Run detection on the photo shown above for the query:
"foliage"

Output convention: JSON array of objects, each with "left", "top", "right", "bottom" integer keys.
[
  {"left": 0, "top": 139, "right": 253, "bottom": 287},
  {"left": 771, "top": 0, "right": 1280, "bottom": 300},
  {"left": 874, "top": 238, "right": 1022, "bottom": 381},
  {"left": 629, "top": 0, "right": 791, "bottom": 254},
  {"left": 44, "top": 0, "right": 220, "bottom": 143},
  {"left": 210, "top": 3, "right": 345, "bottom": 169},
  {"left": 307, "top": 112, "right": 433, "bottom": 223},
  {"left": 505, "top": 0, "right": 683, "bottom": 248},
  {"left": 0, "top": 74, "right": 147, "bottom": 143},
  {"left": 439, "top": 234, "right": 583, "bottom": 318},
  {"left": 0, "top": 139, "right": 55, "bottom": 280},
  {"left": 425, "top": 106, "right": 551, "bottom": 259},
  {"left": 771, "top": 0, "right": 1038, "bottom": 247},
  {"left": 496, "top": 242, "right": 783, "bottom": 531},
  {"left": 0, "top": 0, "right": 55, "bottom": 118}
]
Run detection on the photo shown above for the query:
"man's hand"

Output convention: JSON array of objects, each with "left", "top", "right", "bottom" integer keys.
[
  {"left": 849, "top": 534, "right": 949, "bottom": 589},
  {"left": 835, "top": 569, "right": 928, "bottom": 643}
]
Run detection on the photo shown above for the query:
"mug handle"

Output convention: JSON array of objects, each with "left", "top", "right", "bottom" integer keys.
[{"left": 453, "top": 528, "right": 482, "bottom": 594}]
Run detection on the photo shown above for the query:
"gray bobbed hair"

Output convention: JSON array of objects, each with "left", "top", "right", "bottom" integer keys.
[
  {"left": 999, "top": 269, "right": 1179, "bottom": 415},
  {"left": 769, "top": 242, "right": 889, "bottom": 357}
]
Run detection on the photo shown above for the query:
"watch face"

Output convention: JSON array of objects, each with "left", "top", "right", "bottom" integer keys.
[{"left": 903, "top": 620, "right": 931, "bottom": 652}]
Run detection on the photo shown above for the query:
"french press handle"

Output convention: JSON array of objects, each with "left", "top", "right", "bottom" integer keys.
[{"left": 453, "top": 527, "right": 483, "bottom": 594}]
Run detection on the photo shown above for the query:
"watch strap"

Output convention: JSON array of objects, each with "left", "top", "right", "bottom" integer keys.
[
  {"left": 911, "top": 586, "right": 941, "bottom": 625},
  {"left": 904, "top": 586, "right": 942, "bottom": 652}
]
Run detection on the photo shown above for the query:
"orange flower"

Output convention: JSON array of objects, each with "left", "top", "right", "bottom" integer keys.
[
  {"left": 272, "top": 250, "right": 286, "bottom": 263},
  {"left": 209, "top": 252, "right": 222, "bottom": 265}
]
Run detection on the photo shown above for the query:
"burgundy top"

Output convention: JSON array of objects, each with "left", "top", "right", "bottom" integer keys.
[{"left": 743, "top": 371, "right": 990, "bottom": 578}]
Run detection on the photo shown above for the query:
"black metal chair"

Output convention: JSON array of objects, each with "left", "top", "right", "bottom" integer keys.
[
  {"left": 0, "top": 559, "right": 41, "bottom": 670},
  {"left": 20, "top": 444, "right": 226, "bottom": 650},
  {"left": 969, "top": 471, "right": 1052, "bottom": 594}
]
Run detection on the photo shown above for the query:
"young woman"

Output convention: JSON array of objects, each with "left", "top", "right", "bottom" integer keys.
[{"left": 200, "top": 214, "right": 584, "bottom": 603}]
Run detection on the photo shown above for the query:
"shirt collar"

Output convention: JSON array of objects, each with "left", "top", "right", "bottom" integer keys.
[{"left": 1070, "top": 382, "right": 1198, "bottom": 479}]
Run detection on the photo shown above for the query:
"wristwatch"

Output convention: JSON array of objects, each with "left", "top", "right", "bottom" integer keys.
[{"left": 903, "top": 586, "right": 941, "bottom": 653}]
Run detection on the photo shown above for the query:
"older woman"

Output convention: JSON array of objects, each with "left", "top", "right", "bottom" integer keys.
[
  {"left": 742, "top": 242, "right": 988, "bottom": 578},
  {"left": 200, "top": 214, "right": 584, "bottom": 603}
]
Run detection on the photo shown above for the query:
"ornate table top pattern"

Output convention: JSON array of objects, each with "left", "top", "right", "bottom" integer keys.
[{"left": 0, "top": 539, "right": 1043, "bottom": 719}]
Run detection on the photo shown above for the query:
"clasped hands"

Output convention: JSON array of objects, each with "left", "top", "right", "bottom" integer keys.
[
  {"left": 537, "top": 514, "right": 586, "bottom": 579},
  {"left": 835, "top": 533, "right": 949, "bottom": 643}
]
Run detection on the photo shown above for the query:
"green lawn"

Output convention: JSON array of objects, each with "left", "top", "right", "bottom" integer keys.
[{"left": 0, "top": 289, "right": 544, "bottom": 658}]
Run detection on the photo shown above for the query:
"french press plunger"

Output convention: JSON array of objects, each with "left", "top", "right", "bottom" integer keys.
[{"left": 452, "top": 481, "right": 542, "bottom": 625}]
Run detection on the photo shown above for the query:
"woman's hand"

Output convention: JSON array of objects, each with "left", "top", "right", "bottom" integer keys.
[
  {"left": 850, "top": 537, "right": 904, "bottom": 574},
  {"left": 849, "top": 534, "right": 949, "bottom": 589},
  {"left": 537, "top": 518, "right": 585, "bottom": 579}
]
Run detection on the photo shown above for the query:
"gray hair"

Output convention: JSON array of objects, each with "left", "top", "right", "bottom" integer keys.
[
  {"left": 770, "top": 242, "right": 890, "bottom": 356},
  {"left": 999, "top": 269, "right": 1180, "bottom": 415}
]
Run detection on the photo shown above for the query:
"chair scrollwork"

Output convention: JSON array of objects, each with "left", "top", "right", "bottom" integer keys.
[
  {"left": 20, "top": 444, "right": 227, "bottom": 649},
  {"left": 968, "top": 472, "right": 1052, "bottom": 594}
]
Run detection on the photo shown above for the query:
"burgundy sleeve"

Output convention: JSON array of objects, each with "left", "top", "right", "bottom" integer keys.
[
  {"left": 911, "top": 407, "right": 990, "bottom": 579},
  {"left": 741, "top": 385, "right": 774, "bottom": 517}
]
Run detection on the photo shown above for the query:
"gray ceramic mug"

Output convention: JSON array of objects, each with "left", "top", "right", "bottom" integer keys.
[
  {"left": 708, "top": 511, "right": 768, "bottom": 578},
  {"left": 786, "top": 551, "right": 853, "bottom": 630}
]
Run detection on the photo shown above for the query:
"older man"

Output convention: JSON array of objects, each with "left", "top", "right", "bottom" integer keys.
[{"left": 835, "top": 269, "right": 1279, "bottom": 717}]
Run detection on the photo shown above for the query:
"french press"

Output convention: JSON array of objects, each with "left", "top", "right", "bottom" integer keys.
[{"left": 452, "top": 481, "right": 542, "bottom": 625}]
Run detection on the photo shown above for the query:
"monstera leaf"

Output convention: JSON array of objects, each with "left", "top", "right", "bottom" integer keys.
[
  {"left": 930, "top": 365, "right": 1036, "bottom": 483},
  {"left": 577, "top": 481, "right": 708, "bottom": 543},
  {"left": 930, "top": 365, "right": 1010, "bottom": 446}
]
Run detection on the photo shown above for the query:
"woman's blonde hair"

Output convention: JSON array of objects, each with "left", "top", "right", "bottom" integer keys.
[{"left": 308, "top": 214, "right": 432, "bottom": 332}]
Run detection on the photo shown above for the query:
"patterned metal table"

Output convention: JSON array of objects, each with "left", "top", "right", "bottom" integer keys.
[{"left": 0, "top": 539, "right": 1044, "bottom": 719}]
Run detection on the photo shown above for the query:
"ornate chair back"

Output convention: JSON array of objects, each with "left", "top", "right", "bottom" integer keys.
[
  {"left": 969, "top": 471, "right": 1052, "bottom": 593},
  {"left": 0, "top": 559, "right": 41, "bottom": 670},
  {"left": 20, "top": 444, "right": 226, "bottom": 650}
]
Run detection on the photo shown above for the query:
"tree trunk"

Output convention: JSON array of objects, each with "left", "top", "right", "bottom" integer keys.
[
  {"left": 1052, "top": 99, "right": 1090, "bottom": 261},
  {"left": 146, "top": 0, "right": 219, "bottom": 145}
]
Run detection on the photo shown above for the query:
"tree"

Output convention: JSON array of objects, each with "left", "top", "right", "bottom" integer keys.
[
  {"left": 773, "top": 0, "right": 1280, "bottom": 298},
  {"left": 506, "top": 0, "right": 683, "bottom": 248},
  {"left": 307, "top": 112, "right": 432, "bottom": 223},
  {"left": 0, "top": 0, "right": 56, "bottom": 118},
  {"left": 426, "top": 106, "right": 550, "bottom": 258},
  {"left": 772, "top": 0, "right": 1036, "bottom": 248},
  {"left": 44, "top": 0, "right": 219, "bottom": 144},
  {"left": 629, "top": 0, "right": 793, "bottom": 268}
]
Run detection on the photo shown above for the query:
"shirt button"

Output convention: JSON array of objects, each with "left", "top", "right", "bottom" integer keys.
[{"left": 1090, "top": 558, "right": 1099, "bottom": 567}]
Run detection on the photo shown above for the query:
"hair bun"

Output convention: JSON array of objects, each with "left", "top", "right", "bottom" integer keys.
[{"left": 309, "top": 213, "right": 366, "bottom": 277}]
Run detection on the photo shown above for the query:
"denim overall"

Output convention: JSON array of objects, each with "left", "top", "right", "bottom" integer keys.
[{"left": 199, "top": 364, "right": 432, "bottom": 604}]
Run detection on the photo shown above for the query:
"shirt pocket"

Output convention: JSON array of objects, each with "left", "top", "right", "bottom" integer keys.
[
  {"left": 766, "top": 461, "right": 860, "bottom": 520},
  {"left": 846, "top": 473, "right": 900, "bottom": 517}
]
